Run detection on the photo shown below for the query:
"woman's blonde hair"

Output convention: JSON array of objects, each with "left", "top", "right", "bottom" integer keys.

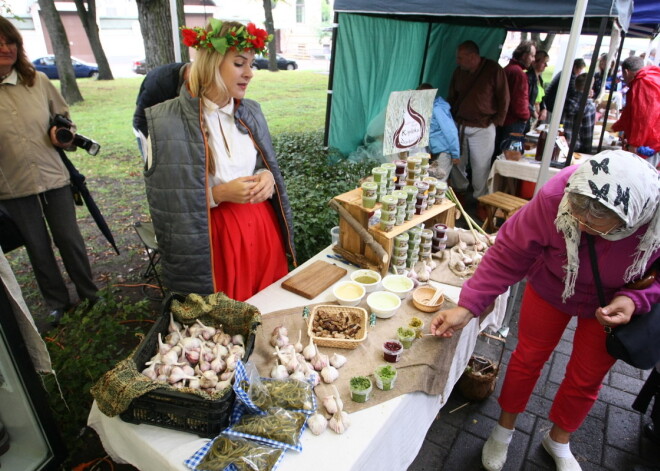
[{"left": 187, "top": 20, "right": 245, "bottom": 102}]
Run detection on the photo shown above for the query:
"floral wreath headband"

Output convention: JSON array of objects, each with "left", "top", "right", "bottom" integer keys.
[{"left": 180, "top": 18, "right": 272, "bottom": 56}]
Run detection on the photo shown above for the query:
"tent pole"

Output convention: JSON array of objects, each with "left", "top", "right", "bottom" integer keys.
[
  {"left": 323, "top": 12, "right": 340, "bottom": 148},
  {"left": 565, "top": 16, "right": 607, "bottom": 166},
  {"left": 534, "top": 0, "right": 589, "bottom": 196},
  {"left": 598, "top": 30, "right": 626, "bottom": 152},
  {"left": 419, "top": 23, "right": 432, "bottom": 86}
]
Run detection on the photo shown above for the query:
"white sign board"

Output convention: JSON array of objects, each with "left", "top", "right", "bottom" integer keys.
[{"left": 383, "top": 89, "right": 436, "bottom": 156}]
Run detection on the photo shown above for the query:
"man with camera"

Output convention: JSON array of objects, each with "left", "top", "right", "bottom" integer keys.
[{"left": 0, "top": 16, "right": 98, "bottom": 327}]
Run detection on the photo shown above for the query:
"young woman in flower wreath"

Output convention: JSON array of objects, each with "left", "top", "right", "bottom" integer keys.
[{"left": 144, "top": 19, "right": 296, "bottom": 301}]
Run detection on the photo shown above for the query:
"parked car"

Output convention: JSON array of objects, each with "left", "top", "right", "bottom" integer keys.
[
  {"left": 32, "top": 55, "right": 99, "bottom": 79},
  {"left": 252, "top": 55, "right": 298, "bottom": 71},
  {"left": 132, "top": 58, "right": 147, "bottom": 75}
]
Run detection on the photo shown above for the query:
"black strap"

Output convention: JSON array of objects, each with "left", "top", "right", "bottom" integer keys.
[{"left": 586, "top": 234, "right": 607, "bottom": 308}]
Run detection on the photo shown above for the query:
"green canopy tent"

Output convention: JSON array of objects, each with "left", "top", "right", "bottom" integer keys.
[{"left": 325, "top": 0, "right": 633, "bottom": 157}]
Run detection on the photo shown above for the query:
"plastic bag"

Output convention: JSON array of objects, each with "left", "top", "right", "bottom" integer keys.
[{"left": 190, "top": 434, "right": 284, "bottom": 471}]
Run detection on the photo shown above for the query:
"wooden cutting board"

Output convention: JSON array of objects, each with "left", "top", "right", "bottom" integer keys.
[{"left": 281, "top": 260, "right": 347, "bottom": 299}]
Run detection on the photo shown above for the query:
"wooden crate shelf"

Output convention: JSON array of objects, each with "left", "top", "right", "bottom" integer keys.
[{"left": 332, "top": 188, "right": 456, "bottom": 275}]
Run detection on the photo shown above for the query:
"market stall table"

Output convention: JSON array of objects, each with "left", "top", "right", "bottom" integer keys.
[
  {"left": 487, "top": 153, "right": 595, "bottom": 195},
  {"left": 88, "top": 246, "right": 508, "bottom": 471}
]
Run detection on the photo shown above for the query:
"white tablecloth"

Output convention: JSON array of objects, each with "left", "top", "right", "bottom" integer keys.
[
  {"left": 88, "top": 246, "right": 507, "bottom": 471},
  {"left": 486, "top": 154, "right": 596, "bottom": 194}
]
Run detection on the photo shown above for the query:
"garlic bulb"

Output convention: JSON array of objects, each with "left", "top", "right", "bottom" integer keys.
[
  {"left": 328, "top": 410, "right": 351, "bottom": 434},
  {"left": 311, "top": 351, "right": 329, "bottom": 372},
  {"left": 271, "top": 333, "right": 290, "bottom": 348},
  {"left": 320, "top": 365, "right": 339, "bottom": 383},
  {"left": 294, "top": 330, "right": 303, "bottom": 353},
  {"left": 307, "top": 412, "right": 328, "bottom": 436},
  {"left": 322, "top": 395, "right": 338, "bottom": 415},
  {"left": 329, "top": 353, "right": 347, "bottom": 369},
  {"left": 302, "top": 337, "right": 316, "bottom": 361},
  {"left": 195, "top": 319, "right": 216, "bottom": 340},
  {"left": 157, "top": 333, "right": 171, "bottom": 356},
  {"left": 289, "top": 370, "right": 306, "bottom": 382},
  {"left": 168, "top": 312, "right": 181, "bottom": 333},
  {"left": 271, "top": 360, "right": 289, "bottom": 380},
  {"left": 272, "top": 325, "right": 288, "bottom": 337}
]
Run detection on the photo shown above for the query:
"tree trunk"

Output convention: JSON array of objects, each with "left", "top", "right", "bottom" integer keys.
[
  {"left": 176, "top": 0, "right": 189, "bottom": 63},
  {"left": 263, "top": 0, "right": 278, "bottom": 72},
  {"left": 136, "top": 0, "right": 176, "bottom": 71},
  {"left": 531, "top": 33, "right": 556, "bottom": 53},
  {"left": 73, "top": 0, "right": 113, "bottom": 80},
  {"left": 37, "top": 0, "right": 84, "bottom": 104}
]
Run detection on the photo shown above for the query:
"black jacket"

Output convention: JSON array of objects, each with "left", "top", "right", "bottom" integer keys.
[{"left": 133, "top": 62, "right": 188, "bottom": 137}]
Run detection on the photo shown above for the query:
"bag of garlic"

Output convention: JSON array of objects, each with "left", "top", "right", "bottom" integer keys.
[
  {"left": 91, "top": 292, "right": 261, "bottom": 437},
  {"left": 225, "top": 402, "right": 307, "bottom": 453},
  {"left": 184, "top": 433, "right": 285, "bottom": 471},
  {"left": 233, "top": 361, "right": 316, "bottom": 416}
]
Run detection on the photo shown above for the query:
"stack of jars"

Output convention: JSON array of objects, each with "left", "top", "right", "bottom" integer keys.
[
  {"left": 432, "top": 223, "right": 448, "bottom": 252},
  {"left": 379, "top": 194, "right": 398, "bottom": 231},
  {"left": 414, "top": 181, "right": 429, "bottom": 215},
  {"left": 391, "top": 232, "right": 409, "bottom": 274},
  {"left": 392, "top": 190, "right": 408, "bottom": 225},
  {"left": 406, "top": 226, "right": 422, "bottom": 269},
  {"left": 405, "top": 155, "right": 422, "bottom": 185},
  {"left": 393, "top": 160, "right": 407, "bottom": 190},
  {"left": 360, "top": 153, "right": 449, "bottom": 232},
  {"left": 420, "top": 228, "right": 434, "bottom": 261},
  {"left": 402, "top": 185, "right": 418, "bottom": 221},
  {"left": 372, "top": 166, "right": 389, "bottom": 202}
]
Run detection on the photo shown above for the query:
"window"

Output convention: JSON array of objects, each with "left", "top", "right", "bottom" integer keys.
[{"left": 296, "top": 0, "right": 305, "bottom": 23}]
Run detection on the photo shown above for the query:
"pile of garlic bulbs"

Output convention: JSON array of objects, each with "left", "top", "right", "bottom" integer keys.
[
  {"left": 140, "top": 313, "right": 246, "bottom": 394},
  {"left": 448, "top": 240, "right": 487, "bottom": 277},
  {"left": 307, "top": 384, "right": 351, "bottom": 435},
  {"left": 269, "top": 326, "right": 347, "bottom": 386}
]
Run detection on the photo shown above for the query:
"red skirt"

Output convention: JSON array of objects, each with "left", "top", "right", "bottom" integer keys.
[{"left": 210, "top": 201, "right": 288, "bottom": 301}]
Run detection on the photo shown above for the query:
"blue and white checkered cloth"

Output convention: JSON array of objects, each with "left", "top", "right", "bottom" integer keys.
[{"left": 183, "top": 433, "right": 287, "bottom": 471}]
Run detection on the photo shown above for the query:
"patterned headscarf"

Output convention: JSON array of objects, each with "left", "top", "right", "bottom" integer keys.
[{"left": 555, "top": 150, "right": 660, "bottom": 301}]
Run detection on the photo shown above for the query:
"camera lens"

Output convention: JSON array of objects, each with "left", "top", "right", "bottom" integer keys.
[{"left": 56, "top": 128, "right": 73, "bottom": 143}]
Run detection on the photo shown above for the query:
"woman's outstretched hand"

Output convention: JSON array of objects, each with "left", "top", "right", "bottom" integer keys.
[
  {"left": 430, "top": 306, "right": 475, "bottom": 338},
  {"left": 595, "top": 295, "right": 635, "bottom": 329}
]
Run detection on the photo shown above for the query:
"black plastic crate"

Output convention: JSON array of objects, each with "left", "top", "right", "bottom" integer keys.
[{"left": 119, "top": 293, "right": 258, "bottom": 437}]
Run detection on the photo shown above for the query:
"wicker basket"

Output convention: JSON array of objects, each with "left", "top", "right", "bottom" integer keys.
[
  {"left": 307, "top": 305, "right": 368, "bottom": 350},
  {"left": 457, "top": 355, "right": 499, "bottom": 401}
]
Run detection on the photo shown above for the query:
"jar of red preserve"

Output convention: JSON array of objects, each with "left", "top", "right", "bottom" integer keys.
[{"left": 383, "top": 339, "right": 403, "bottom": 363}]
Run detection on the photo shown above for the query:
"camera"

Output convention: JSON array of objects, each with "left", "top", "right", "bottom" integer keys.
[{"left": 51, "top": 114, "right": 101, "bottom": 156}]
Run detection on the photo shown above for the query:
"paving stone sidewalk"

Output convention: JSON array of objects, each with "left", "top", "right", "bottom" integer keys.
[{"left": 409, "top": 282, "right": 660, "bottom": 471}]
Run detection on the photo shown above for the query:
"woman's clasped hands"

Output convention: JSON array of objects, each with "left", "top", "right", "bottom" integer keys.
[{"left": 212, "top": 170, "right": 275, "bottom": 205}]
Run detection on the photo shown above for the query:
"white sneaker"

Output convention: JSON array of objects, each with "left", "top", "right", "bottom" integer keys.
[
  {"left": 541, "top": 432, "right": 582, "bottom": 471},
  {"left": 482, "top": 434, "right": 510, "bottom": 471}
]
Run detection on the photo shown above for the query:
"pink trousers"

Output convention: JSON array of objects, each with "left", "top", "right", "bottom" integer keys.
[{"left": 498, "top": 283, "right": 616, "bottom": 432}]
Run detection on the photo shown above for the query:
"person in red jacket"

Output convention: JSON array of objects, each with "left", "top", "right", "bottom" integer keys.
[
  {"left": 612, "top": 56, "right": 660, "bottom": 168},
  {"left": 495, "top": 41, "right": 536, "bottom": 158}
]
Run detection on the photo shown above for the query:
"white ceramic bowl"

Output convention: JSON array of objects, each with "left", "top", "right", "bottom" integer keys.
[
  {"left": 366, "top": 290, "right": 402, "bottom": 318},
  {"left": 332, "top": 280, "right": 366, "bottom": 306},
  {"left": 381, "top": 274, "right": 415, "bottom": 299},
  {"left": 350, "top": 269, "right": 382, "bottom": 293}
]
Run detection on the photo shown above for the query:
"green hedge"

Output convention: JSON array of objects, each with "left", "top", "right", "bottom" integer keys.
[{"left": 273, "top": 131, "right": 379, "bottom": 265}]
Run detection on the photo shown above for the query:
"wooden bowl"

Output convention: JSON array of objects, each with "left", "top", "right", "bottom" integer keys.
[{"left": 412, "top": 285, "right": 444, "bottom": 313}]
